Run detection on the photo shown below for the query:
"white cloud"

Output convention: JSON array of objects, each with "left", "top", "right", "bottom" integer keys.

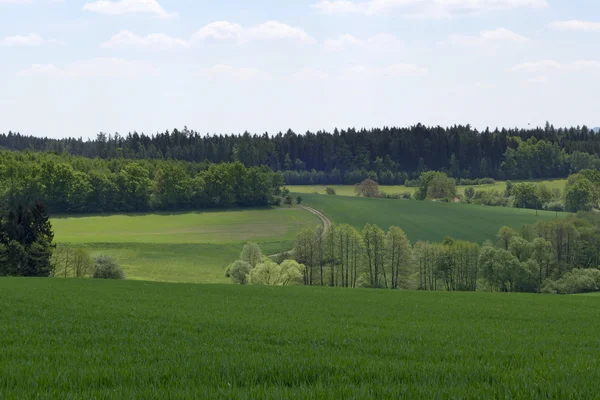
[
  {"left": 0, "top": 33, "right": 63, "bottom": 46},
  {"left": 549, "top": 20, "right": 600, "bottom": 33},
  {"left": 341, "top": 63, "right": 427, "bottom": 79},
  {"left": 193, "top": 21, "right": 243, "bottom": 41},
  {"left": 83, "top": 0, "right": 175, "bottom": 18},
  {"left": 101, "top": 31, "right": 190, "bottom": 49},
  {"left": 192, "top": 21, "right": 314, "bottom": 44},
  {"left": 508, "top": 60, "right": 600, "bottom": 73},
  {"left": 526, "top": 75, "right": 548, "bottom": 84},
  {"left": 291, "top": 68, "right": 329, "bottom": 80},
  {"left": 18, "top": 58, "right": 158, "bottom": 78},
  {"left": 449, "top": 28, "right": 529, "bottom": 47},
  {"left": 324, "top": 33, "right": 403, "bottom": 51},
  {"left": 197, "top": 65, "right": 266, "bottom": 80},
  {"left": 313, "top": 0, "right": 547, "bottom": 17}
]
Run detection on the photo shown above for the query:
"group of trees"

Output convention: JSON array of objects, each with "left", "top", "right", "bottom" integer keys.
[
  {"left": 225, "top": 243, "right": 305, "bottom": 286},
  {"left": 0, "top": 151, "right": 284, "bottom": 213},
  {"left": 2, "top": 123, "right": 599, "bottom": 182},
  {"left": 229, "top": 211, "right": 600, "bottom": 294},
  {"left": 0, "top": 202, "right": 54, "bottom": 277},
  {"left": 51, "top": 245, "right": 124, "bottom": 279},
  {"left": 0, "top": 202, "right": 124, "bottom": 279},
  {"left": 350, "top": 169, "right": 600, "bottom": 214}
]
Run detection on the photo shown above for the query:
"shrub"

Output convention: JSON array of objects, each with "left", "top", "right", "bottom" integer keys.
[
  {"left": 354, "top": 179, "right": 380, "bottom": 198},
  {"left": 464, "top": 187, "right": 475, "bottom": 199},
  {"left": 542, "top": 268, "right": 600, "bottom": 294},
  {"left": 226, "top": 260, "right": 252, "bottom": 284},
  {"left": 401, "top": 192, "right": 413, "bottom": 200},
  {"left": 296, "top": 196, "right": 303, "bottom": 205},
  {"left": 92, "top": 256, "right": 125, "bottom": 280},
  {"left": 325, "top": 187, "right": 337, "bottom": 196},
  {"left": 543, "top": 201, "right": 565, "bottom": 212}
]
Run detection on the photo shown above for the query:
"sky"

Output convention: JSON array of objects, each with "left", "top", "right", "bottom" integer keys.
[{"left": 0, "top": 0, "right": 599, "bottom": 139}]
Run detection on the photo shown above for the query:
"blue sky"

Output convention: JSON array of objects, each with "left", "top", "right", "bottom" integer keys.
[{"left": 1, "top": 0, "right": 599, "bottom": 138}]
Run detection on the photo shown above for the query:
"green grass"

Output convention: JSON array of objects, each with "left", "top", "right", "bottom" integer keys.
[
  {"left": 297, "top": 193, "right": 566, "bottom": 243},
  {"left": 2, "top": 278, "right": 600, "bottom": 398},
  {"left": 51, "top": 207, "right": 320, "bottom": 284},
  {"left": 291, "top": 179, "right": 567, "bottom": 197}
]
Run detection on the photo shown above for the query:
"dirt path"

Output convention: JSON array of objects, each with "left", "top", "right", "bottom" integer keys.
[
  {"left": 268, "top": 205, "right": 331, "bottom": 259},
  {"left": 299, "top": 205, "right": 331, "bottom": 235}
]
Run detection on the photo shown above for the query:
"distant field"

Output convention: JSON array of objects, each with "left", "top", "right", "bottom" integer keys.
[
  {"left": 291, "top": 179, "right": 568, "bottom": 197},
  {"left": 2, "top": 278, "right": 600, "bottom": 398},
  {"left": 297, "top": 193, "right": 566, "bottom": 243},
  {"left": 52, "top": 208, "right": 320, "bottom": 284}
]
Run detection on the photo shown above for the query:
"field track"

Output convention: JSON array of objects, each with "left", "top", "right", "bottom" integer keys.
[{"left": 300, "top": 205, "right": 331, "bottom": 234}]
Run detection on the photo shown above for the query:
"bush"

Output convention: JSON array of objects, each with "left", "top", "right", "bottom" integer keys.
[
  {"left": 464, "top": 187, "right": 475, "bottom": 199},
  {"left": 226, "top": 260, "right": 252, "bottom": 284},
  {"left": 401, "top": 192, "right": 413, "bottom": 200},
  {"left": 542, "top": 268, "right": 600, "bottom": 294},
  {"left": 354, "top": 179, "right": 380, "bottom": 198},
  {"left": 325, "top": 187, "right": 337, "bottom": 196},
  {"left": 92, "top": 256, "right": 125, "bottom": 280},
  {"left": 543, "top": 201, "right": 565, "bottom": 212}
]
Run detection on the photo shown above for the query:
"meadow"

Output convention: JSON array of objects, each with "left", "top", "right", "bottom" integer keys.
[
  {"left": 297, "top": 193, "right": 565, "bottom": 243},
  {"left": 51, "top": 207, "right": 320, "bottom": 284},
  {"left": 1, "top": 278, "right": 600, "bottom": 399},
  {"left": 291, "top": 179, "right": 568, "bottom": 197}
]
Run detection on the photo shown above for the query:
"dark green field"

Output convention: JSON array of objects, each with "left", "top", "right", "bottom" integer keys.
[
  {"left": 1, "top": 278, "right": 599, "bottom": 398},
  {"left": 298, "top": 193, "right": 566, "bottom": 243}
]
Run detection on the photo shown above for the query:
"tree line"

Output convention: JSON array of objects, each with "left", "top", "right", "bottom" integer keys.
[
  {"left": 228, "top": 211, "right": 600, "bottom": 295},
  {"left": 0, "top": 151, "right": 284, "bottom": 214},
  {"left": 2, "top": 123, "right": 599, "bottom": 182},
  {"left": 349, "top": 169, "right": 600, "bottom": 214}
]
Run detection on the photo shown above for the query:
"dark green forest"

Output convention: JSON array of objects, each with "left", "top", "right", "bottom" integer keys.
[
  {"left": 2, "top": 123, "right": 599, "bottom": 183},
  {"left": 0, "top": 151, "right": 283, "bottom": 214}
]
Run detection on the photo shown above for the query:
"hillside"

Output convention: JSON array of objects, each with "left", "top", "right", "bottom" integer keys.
[
  {"left": 1, "top": 278, "right": 599, "bottom": 398},
  {"left": 298, "top": 193, "right": 565, "bottom": 243},
  {"left": 51, "top": 207, "right": 320, "bottom": 283}
]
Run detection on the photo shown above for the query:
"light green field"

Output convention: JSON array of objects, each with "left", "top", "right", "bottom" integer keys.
[
  {"left": 51, "top": 207, "right": 321, "bottom": 284},
  {"left": 2, "top": 278, "right": 600, "bottom": 398},
  {"left": 297, "top": 193, "right": 566, "bottom": 243},
  {"left": 291, "top": 179, "right": 567, "bottom": 197}
]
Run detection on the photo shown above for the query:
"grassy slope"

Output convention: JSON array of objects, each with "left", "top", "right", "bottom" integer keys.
[
  {"left": 298, "top": 193, "right": 565, "bottom": 243},
  {"left": 51, "top": 207, "right": 320, "bottom": 284},
  {"left": 291, "top": 179, "right": 567, "bottom": 197},
  {"left": 2, "top": 278, "right": 600, "bottom": 398}
]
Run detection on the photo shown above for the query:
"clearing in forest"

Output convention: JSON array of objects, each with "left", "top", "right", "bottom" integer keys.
[{"left": 51, "top": 207, "right": 321, "bottom": 284}]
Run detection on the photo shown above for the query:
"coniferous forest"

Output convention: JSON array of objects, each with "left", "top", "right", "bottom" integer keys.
[{"left": 2, "top": 123, "right": 599, "bottom": 184}]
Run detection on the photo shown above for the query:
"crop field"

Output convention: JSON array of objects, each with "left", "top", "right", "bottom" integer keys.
[
  {"left": 1, "top": 278, "right": 600, "bottom": 398},
  {"left": 51, "top": 207, "right": 320, "bottom": 284},
  {"left": 291, "top": 179, "right": 568, "bottom": 197},
  {"left": 298, "top": 193, "right": 566, "bottom": 243}
]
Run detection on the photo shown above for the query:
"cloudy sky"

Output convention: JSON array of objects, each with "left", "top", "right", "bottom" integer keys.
[{"left": 1, "top": 0, "right": 599, "bottom": 138}]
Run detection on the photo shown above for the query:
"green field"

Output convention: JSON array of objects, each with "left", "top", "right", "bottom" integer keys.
[
  {"left": 1, "top": 278, "right": 600, "bottom": 398},
  {"left": 298, "top": 193, "right": 566, "bottom": 243},
  {"left": 291, "top": 179, "right": 568, "bottom": 197},
  {"left": 51, "top": 207, "right": 320, "bottom": 284}
]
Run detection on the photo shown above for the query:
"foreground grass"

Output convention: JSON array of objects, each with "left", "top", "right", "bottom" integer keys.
[
  {"left": 298, "top": 193, "right": 566, "bottom": 243},
  {"left": 291, "top": 179, "right": 567, "bottom": 197},
  {"left": 1, "top": 278, "right": 600, "bottom": 399},
  {"left": 51, "top": 207, "right": 320, "bottom": 283}
]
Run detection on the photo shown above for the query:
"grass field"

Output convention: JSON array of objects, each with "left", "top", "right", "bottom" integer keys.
[
  {"left": 298, "top": 193, "right": 566, "bottom": 243},
  {"left": 291, "top": 179, "right": 568, "bottom": 197},
  {"left": 51, "top": 207, "right": 320, "bottom": 284},
  {"left": 1, "top": 278, "right": 600, "bottom": 398}
]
